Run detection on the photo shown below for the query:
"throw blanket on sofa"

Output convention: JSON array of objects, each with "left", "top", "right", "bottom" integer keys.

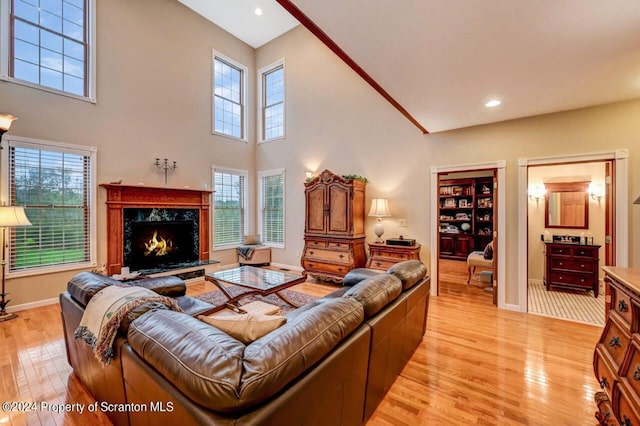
[{"left": 74, "top": 286, "right": 182, "bottom": 365}]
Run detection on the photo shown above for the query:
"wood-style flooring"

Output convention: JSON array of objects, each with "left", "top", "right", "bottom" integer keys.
[{"left": 0, "top": 262, "right": 602, "bottom": 425}]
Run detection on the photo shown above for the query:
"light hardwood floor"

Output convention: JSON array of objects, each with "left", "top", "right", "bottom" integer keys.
[{"left": 0, "top": 264, "right": 602, "bottom": 425}]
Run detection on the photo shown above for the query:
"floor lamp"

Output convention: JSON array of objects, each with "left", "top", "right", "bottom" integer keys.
[
  {"left": 0, "top": 207, "right": 31, "bottom": 321},
  {"left": 0, "top": 114, "right": 30, "bottom": 322}
]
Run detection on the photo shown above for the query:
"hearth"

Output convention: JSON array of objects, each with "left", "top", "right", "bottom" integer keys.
[{"left": 124, "top": 208, "right": 199, "bottom": 271}]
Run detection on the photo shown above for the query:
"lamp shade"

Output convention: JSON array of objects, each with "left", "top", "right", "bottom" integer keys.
[
  {"left": 0, "top": 206, "right": 32, "bottom": 227},
  {"left": 368, "top": 198, "right": 391, "bottom": 217},
  {"left": 0, "top": 114, "right": 17, "bottom": 131}
]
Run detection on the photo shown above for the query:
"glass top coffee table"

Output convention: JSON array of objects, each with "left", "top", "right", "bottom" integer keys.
[{"left": 204, "top": 266, "right": 308, "bottom": 311}]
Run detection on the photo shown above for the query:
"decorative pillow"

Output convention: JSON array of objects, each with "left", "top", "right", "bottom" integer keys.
[
  {"left": 483, "top": 241, "right": 494, "bottom": 260},
  {"left": 198, "top": 312, "right": 286, "bottom": 344},
  {"left": 244, "top": 235, "right": 261, "bottom": 245}
]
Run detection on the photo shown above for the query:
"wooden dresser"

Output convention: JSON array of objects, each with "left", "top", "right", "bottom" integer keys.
[
  {"left": 544, "top": 242, "right": 601, "bottom": 297},
  {"left": 366, "top": 242, "right": 421, "bottom": 271},
  {"left": 594, "top": 267, "right": 640, "bottom": 425},
  {"left": 301, "top": 170, "right": 367, "bottom": 282}
]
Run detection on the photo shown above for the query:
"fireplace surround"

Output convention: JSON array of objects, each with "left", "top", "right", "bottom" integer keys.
[{"left": 101, "top": 184, "right": 212, "bottom": 276}]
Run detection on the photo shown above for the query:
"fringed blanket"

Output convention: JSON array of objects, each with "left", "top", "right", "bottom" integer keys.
[
  {"left": 74, "top": 286, "right": 182, "bottom": 365},
  {"left": 237, "top": 245, "right": 261, "bottom": 260}
]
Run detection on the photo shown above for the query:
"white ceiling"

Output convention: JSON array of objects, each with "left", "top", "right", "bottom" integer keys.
[
  {"left": 181, "top": 0, "right": 640, "bottom": 133},
  {"left": 178, "top": 0, "right": 299, "bottom": 48}
]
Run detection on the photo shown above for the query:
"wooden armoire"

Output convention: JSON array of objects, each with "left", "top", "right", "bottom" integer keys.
[{"left": 301, "top": 169, "right": 367, "bottom": 282}]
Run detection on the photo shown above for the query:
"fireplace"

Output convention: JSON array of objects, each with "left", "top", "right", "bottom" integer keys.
[
  {"left": 101, "top": 184, "right": 212, "bottom": 275},
  {"left": 124, "top": 208, "right": 199, "bottom": 271}
]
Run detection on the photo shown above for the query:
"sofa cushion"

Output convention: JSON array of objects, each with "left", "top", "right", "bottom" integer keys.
[
  {"left": 67, "top": 272, "right": 122, "bottom": 306},
  {"left": 342, "top": 268, "right": 382, "bottom": 287},
  {"left": 198, "top": 312, "right": 286, "bottom": 344},
  {"left": 124, "top": 276, "right": 186, "bottom": 297},
  {"left": 386, "top": 260, "right": 428, "bottom": 291},
  {"left": 343, "top": 274, "right": 402, "bottom": 318},
  {"left": 128, "top": 297, "right": 364, "bottom": 413}
]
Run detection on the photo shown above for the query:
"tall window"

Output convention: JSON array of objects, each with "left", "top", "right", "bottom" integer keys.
[
  {"left": 213, "top": 168, "right": 247, "bottom": 247},
  {"left": 259, "top": 60, "right": 285, "bottom": 142},
  {"left": 258, "top": 169, "right": 285, "bottom": 247},
  {"left": 213, "top": 53, "right": 246, "bottom": 140},
  {"left": 4, "top": 0, "right": 95, "bottom": 98},
  {"left": 4, "top": 136, "right": 96, "bottom": 274}
]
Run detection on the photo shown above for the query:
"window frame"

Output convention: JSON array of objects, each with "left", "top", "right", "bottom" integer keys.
[
  {"left": 1, "top": 134, "right": 97, "bottom": 278},
  {"left": 0, "top": 0, "right": 97, "bottom": 102},
  {"left": 258, "top": 168, "right": 285, "bottom": 249},
  {"left": 212, "top": 166, "right": 248, "bottom": 250},
  {"left": 257, "top": 59, "right": 285, "bottom": 143},
  {"left": 212, "top": 50, "right": 248, "bottom": 142}
]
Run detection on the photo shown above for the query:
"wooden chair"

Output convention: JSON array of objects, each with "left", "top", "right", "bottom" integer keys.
[{"left": 466, "top": 241, "right": 494, "bottom": 284}]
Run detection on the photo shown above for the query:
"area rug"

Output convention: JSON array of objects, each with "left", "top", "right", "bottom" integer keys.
[
  {"left": 528, "top": 280, "right": 604, "bottom": 326},
  {"left": 196, "top": 286, "right": 318, "bottom": 315}
]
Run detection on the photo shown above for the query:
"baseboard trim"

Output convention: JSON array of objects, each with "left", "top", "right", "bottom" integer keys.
[
  {"left": 270, "top": 262, "right": 304, "bottom": 272},
  {"left": 8, "top": 297, "right": 59, "bottom": 313},
  {"left": 505, "top": 303, "right": 524, "bottom": 312}
]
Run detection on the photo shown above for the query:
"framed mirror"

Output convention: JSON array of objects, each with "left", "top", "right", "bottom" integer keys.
[{"left": 544, "top": 182, "right": 589, "bottom": 229}]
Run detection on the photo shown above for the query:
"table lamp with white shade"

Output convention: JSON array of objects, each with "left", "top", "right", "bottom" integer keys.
[{"left": 368, "top": 198, "right": 391, "bottom": 243}]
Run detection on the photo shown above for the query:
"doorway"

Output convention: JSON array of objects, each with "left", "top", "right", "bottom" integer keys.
[
  {"left": 517, "top": 150, "right": 629, "bottom": 314},
  {"left": 429, "top": 161, "right": 506, "bottom": 308},
  {"left": 526, "top": 161, "right": 609, "bottom": 325}
]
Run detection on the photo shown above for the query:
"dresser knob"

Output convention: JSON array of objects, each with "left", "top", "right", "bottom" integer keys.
[
  {"left": 600, "top": 377, "right": 609, "bottom": 388},
  {"left": 310, "top": 251, "right": 314, "bottom": 255},
  {"left": 559, "top": 262, "right": 563, "bottom": 266},
  {"left": 339, "top": 254, "right": 344, "bottom": 259},
  {"left": 619, "top": 300, "right": 628, "bottom": 312},
  {"left": 609, "top": 336, "right": 621, "bottom": 348},
  {"left": 633, "top": 366, "right": 640, "bottom": 381},
  {"left": 581, "top": 264, "right": 585, "bottom": 268},
  {"left": 338, "top": 267, "right": 343, "bottom": 272},
  {"left": 622, "top": 415, "right": 632, "bottom": 426},
  {"left": 581, "top": 279, "right": 585, "bottom": 283},
  {"left": 375, "top": 262, "right": 381, "bottom": 267}
]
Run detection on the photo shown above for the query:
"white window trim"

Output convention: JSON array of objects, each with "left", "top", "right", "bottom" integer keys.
[
  {"left": 212, "top": 50, "right": 248, "bottom": 143},
  {"left": 1, "top": 134, "right": 98, "bottom": 278},
  {"left": 258, "top": 168, "right": 285, "bottom": 249},
  {"left": 212, "top": 166, "right": 248, "bottom": 250},
  {"left": 257, "top": 59, "right": 285, "bottom": 144},
  {"left": 0, "top": 0, "right": 98, "bottom": 103}
]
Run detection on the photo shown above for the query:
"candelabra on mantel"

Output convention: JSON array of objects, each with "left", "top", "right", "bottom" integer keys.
[{"left": 154, "top": 158, "right": 177, "bottom": 187}]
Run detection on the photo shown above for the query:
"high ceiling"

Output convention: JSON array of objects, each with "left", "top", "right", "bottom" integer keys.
[{"left": 180, "top": 0, "right": 640, "bottom": 133}]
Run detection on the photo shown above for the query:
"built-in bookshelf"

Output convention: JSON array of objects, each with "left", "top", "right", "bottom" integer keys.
[{"left": 439, "top": 177, "right": 494, "bottom": 260}]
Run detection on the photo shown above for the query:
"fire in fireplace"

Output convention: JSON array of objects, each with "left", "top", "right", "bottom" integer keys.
[{"left": 123, "top": 208, "right": 200, "bottom": 272}]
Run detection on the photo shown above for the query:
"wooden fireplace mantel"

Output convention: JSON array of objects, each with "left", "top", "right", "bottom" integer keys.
[{"left": 100, "top": 184, "right": 213, "bottom": 275}]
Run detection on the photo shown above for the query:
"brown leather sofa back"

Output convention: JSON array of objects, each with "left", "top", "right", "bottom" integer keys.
[
  {"left": 127, "top": 297, "right": 364, "bottom": 413},
  {"left": 343, "top": 273, "right": 402, "bottom": 318}
]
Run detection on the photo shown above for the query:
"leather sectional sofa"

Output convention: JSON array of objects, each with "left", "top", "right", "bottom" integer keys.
[{"left": 59, "top": 260, "right": 430, "bottom": 425}]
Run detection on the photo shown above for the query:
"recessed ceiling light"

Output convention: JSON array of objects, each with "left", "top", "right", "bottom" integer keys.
[
  {"left": 254, "top": 7, "right": 263, "bottom": 16},
  {"left": 485, "top": 99, "right": 501, "bottom": 108}
]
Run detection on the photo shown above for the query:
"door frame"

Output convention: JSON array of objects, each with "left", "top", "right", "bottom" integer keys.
[
  {"left": 430, "top": 161, "right": 507, "bottom": 309},
  {"left": 517, "top": 149, "right": 629, "bottom": 312}
]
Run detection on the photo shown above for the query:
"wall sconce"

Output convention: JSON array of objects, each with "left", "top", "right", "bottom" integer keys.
[
  {"left": 528, "top": 184, "right": 546, "bottom": 203},
  {"left": 588, "top": 182, "right": 604, "bottom": 202},
  {"left": 368, "top": 198, "right": 392, "bottom": 243}
]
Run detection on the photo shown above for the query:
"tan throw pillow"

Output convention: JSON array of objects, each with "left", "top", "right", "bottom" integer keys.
[
  {"left": 244, "top": 235, "right": 261, "bottom": 245},
  {"left": 198, "top": 312, "right": 286, "bottom": 344}
]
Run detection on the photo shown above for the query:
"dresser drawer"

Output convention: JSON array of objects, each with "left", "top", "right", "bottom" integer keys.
[
  {"left": 548, "top": 271, "right": 593, "bottom": 289},
  {"left": 328, "top": 241, "right": 351, "bottom": 250},
  {"left": 302, "top": 259, "right": 350, "bottom": 276},
  {"left": 611, "top": 283, "right": 634, "bottom": 330},
  {"left": 573, "top": 246, "right": 599, "bottom": 258},
  {"left": 595, "top": 346, "right": 617, "bottom": 399},
  {"left": 614, "top": 383, "right": 640, "bottom": 426},
  {"left": 600, "top": 316, "right": 631, "bottom": 369},
  {"left": 304, "top": 248, "right": 351, "bottom": 263},
  {"left": 549, "top": 245, "right": 572, "bottom": 256},
  {"left": 306, "top": 239, "right": 328, "bottom": 248},
  {"left": 549, "top": 257, "right": 595, "bottom": 272},
  {"left": 368, "top": 259, "right": 397, "bottom": 270},
  {"left": 622, "top": 340, "right": 640, "bottom": 401}
]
